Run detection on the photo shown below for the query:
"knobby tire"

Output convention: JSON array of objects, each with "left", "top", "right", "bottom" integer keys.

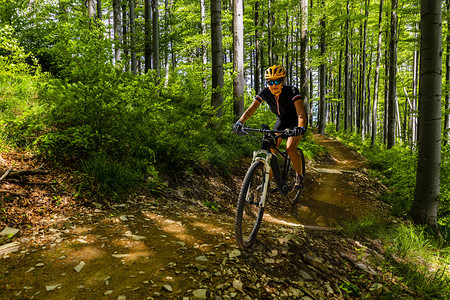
[{"left": 235, "top": 161, "right": 266, "bottom": 249}]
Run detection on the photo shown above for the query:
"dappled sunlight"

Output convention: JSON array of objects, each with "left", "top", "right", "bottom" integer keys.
[
  {"left": 141, "top": 211, "right": 200, "bottom": 245},
  {"left": 190, "top": 221, "right": 230, "bottom": 236},
  {"left": 262, "top": 213, "right": 302, "bottom": 227},
  {"left": 65, "top": 245, "right": 106, "bottom": 262}
]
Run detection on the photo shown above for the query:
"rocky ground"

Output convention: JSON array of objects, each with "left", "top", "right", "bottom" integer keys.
[{"left": 0, "top": 134, "right": 404, "bottom": 300}]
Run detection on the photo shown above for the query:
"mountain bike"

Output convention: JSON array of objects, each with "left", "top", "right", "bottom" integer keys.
[{"left": 235, "top": 126, "right": 305, "bottom": 249}]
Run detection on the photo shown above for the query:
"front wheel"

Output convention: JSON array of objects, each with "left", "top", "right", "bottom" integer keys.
[
  {"left": 286, "top": 148, "right": 306, "bottom": 205},
  {"left": 235, "top": 161, "right": 267, "bottom": 249}
]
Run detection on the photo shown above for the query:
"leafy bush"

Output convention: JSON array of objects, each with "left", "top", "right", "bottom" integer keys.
[{"left": 0, "top": 25, "right": 41, "bottom": 148}]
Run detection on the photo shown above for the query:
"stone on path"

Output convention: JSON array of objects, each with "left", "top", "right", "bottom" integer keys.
[
  {"left": 162, "top": 284, "right": 173, "bottom": 292},
  {"left": 0, "top": 227, "right": 19, "bottom": 237},
  {"left": 193, "top": 288, "right": 207, "bottom": 300},
  {"left": 46, "top": 284, "right": 61, "bottom": 291},
  {"left": 74, "top": 261, "right": 85, "bottom": 273}
]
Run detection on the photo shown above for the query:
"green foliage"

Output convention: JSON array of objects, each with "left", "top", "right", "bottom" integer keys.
[
  {"left": 0, "top": 25, "right": 41, "bottom": 148},
  {"left": 382, "top": 223, "right": 450, "bottom": 299},
  {"left": 341, "top": 215, "right": 385, "bottom": 238},
  {"left": 440, "top": 144, "right": 450, "bottom": 233},
  {"left": 81, "top": 154, "right": 141, "bottom": 197}
]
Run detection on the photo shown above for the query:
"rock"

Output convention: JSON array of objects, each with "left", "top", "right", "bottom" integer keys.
[
  {"left": 233, "top": 279, "right": 243, "bottom": 293},
  {"left": 299, "top": 270, "right": 314, "bottom": 281},
  {"left": 162, "top": 284, "right": 173, "bottom": 292},
  {"left": 104, "top": 290, "right": 113, "bottom": 295},
  {"left": 112, "top": 254, "right": 130, "bottom": 258},
  {"left": 356, "top": 262, "right": 377, "bottom": 276},
  {"left": 195, "top": 256, "right": 208, "bottom": 262},
  {"left": 303, "top": 254, "right": 330, "bottom": 274},
  {"left": 74, "top": 261, "right": 85, "bottom": 273},
  {"left": 193, "top": 288, "right": 207, "bottom": 300},
  {"left": 118, "top": 295, "right": 126, "bottom": 300},
  {"left": 46, "top": 284, "right": 61, "bottom": 291},
  {"left": 35, "top": 263, "right": 45, "bottom": 267},
  {"left": 0, "top": 227, "right": 19, "bottom": 237},
  {"left": 0, "top": 242, "right": 20, "bottom": 256},
  {"left": 264, "top": 258, "right": 275, "bottom": 264},
  {"left": 228, "top": 249, "right": 241, "bottom": 258}
]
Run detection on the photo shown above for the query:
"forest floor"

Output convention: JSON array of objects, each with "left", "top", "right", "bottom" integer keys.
[{"left": 0, "top": 134, "right": 406, "bottom": 300}]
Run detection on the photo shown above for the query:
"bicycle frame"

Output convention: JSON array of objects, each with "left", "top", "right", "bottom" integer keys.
[{"left": 245, "top": 127, "right": 294, "bottom": 207}]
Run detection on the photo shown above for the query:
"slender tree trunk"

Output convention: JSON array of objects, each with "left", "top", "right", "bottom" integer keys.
[
  {"left": 337, "top": 49, "right": 343, "bottom": 132},
  {"left": 97, "top": 0, "right": 102, "bottom": 20},
  {"left": 387, "top": 0, "right": 398, "bottom": 149},
  {"left": 144, "top": 0, "right": 152, "bottom": 73},
  {"left": 233, "top": 0, "right": 244, "bottom": 118},
  {"left": 130, "top": 0, "right": 137, "bottom": 75},
  {"left": 410, "top": 0, "right": 442, "bottom": 232},
  {"left": 268, "top": 0, "right": 273, "bottom": 66},
  {"left": 300, "top": 0, "right": 309, "bottom": 118},
  {"left": 200, "top": 0, "right": 207, "bottom": 90},
  {"left": 344, "top": 0, "right": 350, "bottom": 132},
  {"left": 445, "top": 0, "right": 450, "bottom": 145},
  {"left": 88, "top": 0, "right": 95, "bottom": 19},
  {"left": 122, "top": 2, "right": 129, "bottom": 71},
  {"left": 254, "top": 2, "right": 261, "bottom": 93},
  {"left": 113, "top": 0, "right": 122, "bottom": 64},
  {"left": 318, "top": 2, "right": 326, "bottom": 134},
  {"left": 412, "top": 31, "right": 419, "bottom": 146},
  {"left": 152, "top": 0, "right": 159, "bottom": 76},
  {"left": 360, "top": 0, "right": 369, "bottom": 136},
  {"left": 211, "top": 0, "right": 224, "bottom": 119}
]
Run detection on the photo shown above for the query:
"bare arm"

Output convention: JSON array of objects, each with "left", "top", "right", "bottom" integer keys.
[
  {"left": 238, "top": 99, "right": 261, "bottom": 123},
  {"left": 294, "top": 99, "right": 307, "bottom": 128}
]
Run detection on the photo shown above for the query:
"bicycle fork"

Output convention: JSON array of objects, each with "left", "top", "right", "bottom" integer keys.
[{"left": 249, "top": 150, "right": 271, "bottom": 208}]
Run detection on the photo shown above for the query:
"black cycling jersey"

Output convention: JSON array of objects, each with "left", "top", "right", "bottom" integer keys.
[{"left": 256, "top": 85, "right": 307, "bottom": 130}]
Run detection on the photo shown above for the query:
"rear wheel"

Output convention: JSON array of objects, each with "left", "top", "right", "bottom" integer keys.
[
  {"left": 286, "top": 148, "right": 305, "bottom": 205},
  {"left": 235, "top": 161, "right": 267, "bottom": 248}
]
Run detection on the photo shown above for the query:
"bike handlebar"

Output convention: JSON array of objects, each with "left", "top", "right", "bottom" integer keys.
[{"left": 242, "top": 126, "right": 295, "bottom": 138}]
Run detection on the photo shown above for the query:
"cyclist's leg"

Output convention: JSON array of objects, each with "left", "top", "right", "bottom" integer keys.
[{"left": 286, "top": 135, "right": 303, "bottom": 176}]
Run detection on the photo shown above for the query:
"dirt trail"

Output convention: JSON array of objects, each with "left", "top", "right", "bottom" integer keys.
[{"left": 0, "top": 134, "right": 392, "bottom": 300}]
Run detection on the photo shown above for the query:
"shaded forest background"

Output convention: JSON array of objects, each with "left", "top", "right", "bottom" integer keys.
[{"left": 1, "top": 0, "right": 450, "bottom": 238}]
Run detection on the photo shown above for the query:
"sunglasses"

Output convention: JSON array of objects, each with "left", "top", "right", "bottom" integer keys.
[{"left": 267, "top": 79, "right": 282, "bottom": 86}]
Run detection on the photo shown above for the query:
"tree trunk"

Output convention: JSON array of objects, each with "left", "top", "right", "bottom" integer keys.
[
  {"left": 360, "top": 0, "right": 369, "bottom": 136},
  {"left": 113, "top": 0, "right": 122, "bottom": 64},
  {"left": 387, "top": 0, "right": 398, "bottom": 148},
  {"left": 445, "top": 0, "right": 450, "bottom": 145},
  {"left": 410, "top": 0, "right": 442, "bottom": 232},
  {"left": 412, "top": 31, "right": 419, "bottom": 146},
  {"left": 232, "top": 0, "right": 245, "bottom": 118},
  {"left": 254, "top": 2, "right": 261, "bottom": 94},
  {"left": 300, "top": 0, "right": 309, "bottom": 117},
  {"left": 144, "top": 0, "right": 152, "bottom": 73},
  {"left": 87, "top": 0, "right": 95, "bottom": 19},
  {"left": 122, "top": 2, "right": 128, "bottom": 71},
  {"left": 344, "top": 0, "right": 350, "bottom": 132},
  {"left": 97, "top": 0, "right": 102, "bottom": 20},
  {"left": 130, "top": 0, "right": 137, "bottom": 75},
  {"left": 211, "top": 0, "right": 224, "bottom": 119},
  {"left": 318, "top": 4, "right": 326, "bottom": 134},
  {"left": 267, "top": 0, "right": 273, "bottom": 66},
  {"left": 337, "top": 49, "right": 343, "bottom": 132},
  {"left": 152, "top": 0, "right": 160, "bottom": 76}
]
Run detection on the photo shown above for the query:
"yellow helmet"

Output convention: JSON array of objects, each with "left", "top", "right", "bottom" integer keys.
[{"left": 265, "top": 65, "right": 286, "bottom": 80}]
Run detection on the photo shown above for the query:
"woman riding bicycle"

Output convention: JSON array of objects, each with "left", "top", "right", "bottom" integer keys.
[{"left": 232, "top": 65, "right": 308, "bottom": 188}]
